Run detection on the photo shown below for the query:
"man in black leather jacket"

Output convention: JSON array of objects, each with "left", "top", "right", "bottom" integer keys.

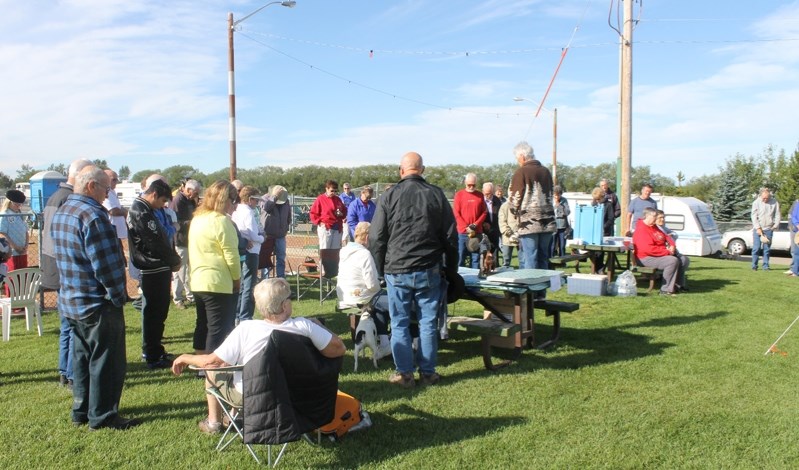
[
  {"left": 127, "top": 179, "right": 181, "bottom": 369},
  {"left": 369, "top": 152, "right": 458, "bottom": 388}
]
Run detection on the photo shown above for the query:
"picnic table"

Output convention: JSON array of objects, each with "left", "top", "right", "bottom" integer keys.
[
  {"left": 567, "top": 240, "right": 632, "bottom": 281},
  {"left": 449, "top": 268, "right": 578, "bottom": 370}
]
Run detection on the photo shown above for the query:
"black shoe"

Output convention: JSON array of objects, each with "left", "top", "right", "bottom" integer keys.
[
  {"left": 146, "top": 358, "right": 173, "bottom": 370},
  {"left": 59, "top": 374, "right": 68, "bottom": 386},
  {"left": 72, "top": 417, "right": 88, "bottom": 427},
  {"left": 89, "top": 416, "right": 141, "bottom": 431}
]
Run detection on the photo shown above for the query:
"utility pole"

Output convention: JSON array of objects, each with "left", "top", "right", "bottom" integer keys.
[
  {"left": 227, "top": 12, "right": 237, "bottom": 182},
  {"left": 619, "top": 0, "right": 634, "bottom": 234},
  {"left": 552, "top": 107, "right": 558, "bottom": 185}
]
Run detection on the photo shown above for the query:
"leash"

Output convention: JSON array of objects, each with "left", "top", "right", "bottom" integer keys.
[{"left": 764, "top": 313, "right": 799, "bottom": 356}]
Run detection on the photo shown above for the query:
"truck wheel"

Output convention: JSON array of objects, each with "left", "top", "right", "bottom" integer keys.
[{"left": 727, "top": 238, "right": 747, "bottom": 255}]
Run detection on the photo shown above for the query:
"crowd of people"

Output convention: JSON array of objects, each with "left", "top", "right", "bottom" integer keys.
[{"left": 2, "top": 141, "right": 730, "bottom": 434}]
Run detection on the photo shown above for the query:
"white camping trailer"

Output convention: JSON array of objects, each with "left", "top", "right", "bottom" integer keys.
[{"left": 562, "top": 192, "right": 722, "bottom": 256}]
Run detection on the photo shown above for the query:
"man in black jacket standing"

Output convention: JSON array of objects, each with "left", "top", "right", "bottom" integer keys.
[
  {"left": 170, "top": 179, "right": 200, "bottom": 309},
  {"left": 128, "top": 179, "right": 181, "bottom": 369},
  {"left": 369, "top": 152, "right": 458, "bottom": 388}
]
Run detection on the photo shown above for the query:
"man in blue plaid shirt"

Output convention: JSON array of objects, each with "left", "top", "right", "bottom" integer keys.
[{"left": 52, "top": 165, "right": 139, "bottom": 431}]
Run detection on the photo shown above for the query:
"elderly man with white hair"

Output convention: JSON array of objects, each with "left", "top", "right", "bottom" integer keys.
[{"left": 507, "top": 141, "right": 556, "bottom": 271}]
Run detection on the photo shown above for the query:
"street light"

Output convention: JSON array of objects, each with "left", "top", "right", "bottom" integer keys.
[
  {"left": 513, "top": 97, "right": 558, "bottom": 185},
  {"left": 228, "top": 1, "right": 296, "bottom": 181}
]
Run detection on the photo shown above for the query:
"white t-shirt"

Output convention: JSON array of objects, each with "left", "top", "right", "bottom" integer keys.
[
  {"left": 214, "top": 317, "right": 333, "bottom": 392},
  {"left": 102, "top": 189, "right": 128, "bottom": 239}
]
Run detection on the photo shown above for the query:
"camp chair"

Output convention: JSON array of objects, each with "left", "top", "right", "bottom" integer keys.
[
  {"left": 191, "top": 329, "right": 342, "bottom": 467},
  {"left": 1, "top": 268, "right": 43, "bottom": 341},
  {"left": 296, "top": 248, "right": 340, "bottom": 303}
]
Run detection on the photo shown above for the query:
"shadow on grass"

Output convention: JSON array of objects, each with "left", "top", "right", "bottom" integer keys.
[
  {"left": 329, "top": 403, "right": 527, "bottom": 467},
  {"left": 434, "top": 323, "right": 674, "bottom": 378},
  {"left": 687, "top": 278, "right": 738, "bottom": 292},
  {"left": 621, "top": 310, "right": 728, "bottom": 329},
  {"left": 0, "top": 369, "right": 61, "bottom": 387}
]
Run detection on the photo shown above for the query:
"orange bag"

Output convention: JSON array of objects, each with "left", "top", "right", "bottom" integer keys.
[{"left": 319, "top": 390, "right": 362, "bottom": 440}]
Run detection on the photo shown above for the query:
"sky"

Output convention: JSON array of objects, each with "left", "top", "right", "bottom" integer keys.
[{"left": 2, "top": 0, "right": 799, "bottom": 183}]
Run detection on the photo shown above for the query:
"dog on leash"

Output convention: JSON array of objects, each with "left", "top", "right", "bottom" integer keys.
[{"left": 353, "top": 310, "right": 379, "bottom": 372}]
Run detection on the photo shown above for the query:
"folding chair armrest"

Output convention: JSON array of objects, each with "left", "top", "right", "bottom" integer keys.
[{"left": 189, "top": 364, "right": 244, "bottom": 372}]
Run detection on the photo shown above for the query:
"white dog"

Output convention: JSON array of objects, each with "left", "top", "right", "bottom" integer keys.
[{"left": 353, "top": 310, "right": 379, "bottom": 372}]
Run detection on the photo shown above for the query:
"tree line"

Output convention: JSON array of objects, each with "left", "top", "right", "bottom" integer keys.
[{"left": 4, "top": 143, "right": 797, "bottom": 221}]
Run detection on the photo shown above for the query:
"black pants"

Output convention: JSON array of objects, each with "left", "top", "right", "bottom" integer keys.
[
  {"left": 193, "top": 291, "right": 237, "bottom": 352},
  {"left": 68, "top": 303, "right": 126, "bottom": 427},
  {"left": 141, "top": 270, "right": 172, "bottom": 361}
]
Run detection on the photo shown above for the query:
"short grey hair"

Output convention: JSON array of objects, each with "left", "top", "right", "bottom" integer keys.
[
  {"left": 482, "top": 182, "right": 494, "bottom": 192},
  {"left": 254, "top": 278, "right": 292, "bottom": 318},
  {"left": 184, "top": 179, "right": 201, "bottom": 191},
  {"left": 73, "top": 165, "right": 103, "bottom": 194},
  {"left": 513, "top": 141, "right": 535, "bottom": 161},
  {"left": 464, "top": 173, "right": 477, "bottom": 184},
  {"left": 759, "top": 187, "right": 771, "bottom": 196},
  {"left": 68, "top": 159, "right": 93, "bottom": 179}
]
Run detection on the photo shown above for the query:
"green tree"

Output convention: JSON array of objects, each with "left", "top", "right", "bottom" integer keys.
[
  {"left": 682, "top": 174, "right": 720, "bottom": 203},
  {"left": 16, "top": 164, "right": 38, "bottom": 183},
  {"left": 46, "top": 163, "right": 68, "bottom": 176},
  {"left": 131, "top": 169, "right": 160, "bottom": 183},
  {"left": 161, "top": 165, "right": 203, "bottom": 187},
  {"left": 712, "top": 167, "right": 751, "bottom": 222},
  {"left": 0, "top": 171, "right": 14, "bottom": 189},
  {"left": 92, "top": 159, "right": 108, "bottom": 169},
  {"left": 118, "top": 165, "right": 131, "bottom": 181}
]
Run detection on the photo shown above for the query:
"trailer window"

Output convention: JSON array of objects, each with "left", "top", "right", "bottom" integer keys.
[
  {"left": 664, "top": 214, "right": 684, "bottom": 231},
  {"left": 695, "top": 212, "right": 717, "bottom": 232}
]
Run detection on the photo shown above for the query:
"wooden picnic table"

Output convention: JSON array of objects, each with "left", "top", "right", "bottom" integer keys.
[
  {"left": 450, "top": 268, "right": 577, "bottom": 370},
  {"left": 567, "top": 241, "right": 632, "bottom": 281}
]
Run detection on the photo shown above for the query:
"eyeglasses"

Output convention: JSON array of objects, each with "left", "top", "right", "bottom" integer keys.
[{"left": 96, "top": 183, "right": 110, "bottom": 194}]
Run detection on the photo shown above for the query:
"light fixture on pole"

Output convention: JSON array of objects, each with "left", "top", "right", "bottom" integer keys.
[
  {"left": 513, "top": 97, "right": 558, "bottom": 185},
  {"left": 228, "top": 1, "right": 296, "bottom": 181}
]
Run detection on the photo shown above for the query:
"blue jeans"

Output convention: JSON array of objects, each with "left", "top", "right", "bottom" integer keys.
[
  {"left": 68, "top": 302, "right": 127, "bottom": 427},
  {"left": 58, "top": 313, "right": 74, "bottom": 380},
  {"left": 520, "top": 232, "right": 554, "bottom": 270},
  {"left": 386, "top": 267, "right": 442, "bottom": 375},
  {"left": 791, "top": 231, "right": 799, "bottom": 275},
  {"left": 270, "top": 237, "right": 287, "bottom": 278},
  {"left": 457, "top": 233, "right": 479, "bottom": 268},
  {"left": 236, "top": 253, "right": 259, "bottom": 321},
  {"left": 752, "top": 229, "right": 773, "bottom": 269}
]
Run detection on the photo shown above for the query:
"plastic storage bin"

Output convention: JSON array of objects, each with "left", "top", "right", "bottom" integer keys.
[
  {"left": 567, "top": 273, "right": 608, "bottom": 296},
  {"left": 573, "top": 204, "right": 604, "bottom": 245}
]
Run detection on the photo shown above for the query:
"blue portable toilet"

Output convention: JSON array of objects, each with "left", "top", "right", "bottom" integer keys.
[{"left": 29, "top": 171, "right": 67, "bottom": 213}]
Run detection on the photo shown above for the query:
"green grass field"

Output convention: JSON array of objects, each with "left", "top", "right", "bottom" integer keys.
[{"left": 1, "top": 257, "right": 798, "bottom": 469}]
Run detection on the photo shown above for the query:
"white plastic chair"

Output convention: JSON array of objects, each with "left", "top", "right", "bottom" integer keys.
[{"left": 1, "top": 268, "right": 43, "bottom": 341}]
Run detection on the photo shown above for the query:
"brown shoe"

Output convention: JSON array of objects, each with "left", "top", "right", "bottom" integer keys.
[
  {"left": 419, "top": 372, "right": 441, "bottom": 386},
  {"left": 388, "top": 372, "right": 415, "bottom": 388},
  {"left": 198, "top": 418, "right": 222, "bottom": 434}
]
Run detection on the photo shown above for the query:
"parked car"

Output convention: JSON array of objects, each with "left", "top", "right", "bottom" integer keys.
[{"left": 721, "top": 222, "right": 791, "bottom": 255}]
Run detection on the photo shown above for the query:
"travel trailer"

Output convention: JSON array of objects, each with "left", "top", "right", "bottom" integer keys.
[
  {"left": 115, "top": 182, "right": 142, "bottom": 208},
  {"left": 562, "top": 192, "right": 722, "bottom": 257}
]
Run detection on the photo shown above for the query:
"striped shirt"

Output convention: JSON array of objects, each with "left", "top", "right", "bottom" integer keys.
[{"left": 52, "top": 194, "right": 127, "bottom": 320}]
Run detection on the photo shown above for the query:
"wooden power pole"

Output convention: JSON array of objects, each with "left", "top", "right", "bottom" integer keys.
[{"left": 620, "top": 0, "right": 634, "bottom": 234}]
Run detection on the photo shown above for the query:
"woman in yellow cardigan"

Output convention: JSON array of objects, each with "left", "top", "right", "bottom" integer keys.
[{"left": 189, "top": 180, "right": 242, "bottom": 355}]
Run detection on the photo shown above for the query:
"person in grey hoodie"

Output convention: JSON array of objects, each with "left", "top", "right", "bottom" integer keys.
[
  {"left": 259, "top": 185, "right": 292, "bottom": 278},
  {"left": 751, "top": 187, "right": 780, "bottom": 271}
]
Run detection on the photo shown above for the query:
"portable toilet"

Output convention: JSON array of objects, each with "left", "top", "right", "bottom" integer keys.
[{"left": 29, "top": 171, "right": 67, "bottom": 213}]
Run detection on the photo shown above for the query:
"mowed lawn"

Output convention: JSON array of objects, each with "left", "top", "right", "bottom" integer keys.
[{"left": 1, "top": 256, "right": 798, "bottom": 469}]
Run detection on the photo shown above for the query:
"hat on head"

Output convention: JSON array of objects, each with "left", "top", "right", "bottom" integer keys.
[
  {"left": 5, "top": 190, "right": 25, "bottom": 204},
  {"left": 271, "top": 185, "right": 288, "bottom": 205}
]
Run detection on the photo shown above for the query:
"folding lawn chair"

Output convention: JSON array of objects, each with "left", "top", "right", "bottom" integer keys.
[{"left": 296, "top": 248, "right": 340, "bottom": 303}]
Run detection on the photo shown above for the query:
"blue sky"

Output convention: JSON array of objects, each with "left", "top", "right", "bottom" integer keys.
[{"left": 1, "top": 0, "right": 798, "bottom": 182}]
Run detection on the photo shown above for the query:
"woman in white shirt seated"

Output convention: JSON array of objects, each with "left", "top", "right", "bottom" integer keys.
[{"left": 336, "top": 222, "right": 392, "bottom": 359}]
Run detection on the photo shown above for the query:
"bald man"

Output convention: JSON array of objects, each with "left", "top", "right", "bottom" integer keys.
[{"left": 369, "top": 152, "right": 458, "bottom": 388}]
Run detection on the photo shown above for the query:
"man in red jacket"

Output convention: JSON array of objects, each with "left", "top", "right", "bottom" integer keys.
[
  {"left": 453, "top": 173, "right": 487, "bottom": 268},
  {"left": 310, "top": 180, "right": 348, "bottom": 249},
  {"left": 632, "top": 207, "right": 681, "bottom": 296}
]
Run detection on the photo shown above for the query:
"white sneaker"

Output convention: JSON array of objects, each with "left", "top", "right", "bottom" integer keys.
[
  {"left": 784, "top": 270, "right": 793, "bottom": 275},
  {"left": 375, "top": 343, "right": 392, "bottom": 360}
]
